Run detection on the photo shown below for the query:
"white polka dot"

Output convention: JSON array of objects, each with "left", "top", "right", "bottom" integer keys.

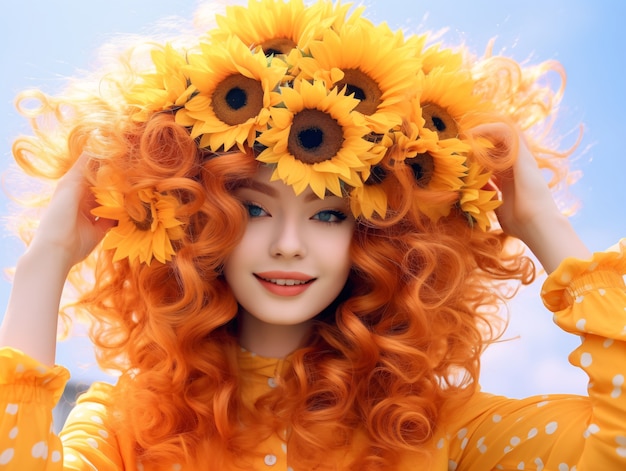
[
  {"left": 492, "top": 414, "right": 502, "bottom": 423},
  {"left": 268, "top": 377, "right": 278, "bottom": 388},
  {"left": 617, "top": 447, "right": 626, "bottom": 458},
  {"left": 137, "top": 461, "right": 145, "bottom": 471},
  {"left": 517, "top": 462, "right": 525, "bottom": 470},
  {"left": 580, "top": 352, "right": 592, "bottom": 367},
  {"left": 603, "top": 338, "right": 614, "bottom": 348},
  {"left": 98, "top": 429, "right": 109, "bottom": 439},
  {"left": 510, "top": 436, "right": 521, "bottom": 446},
  {"left": 0, "top": 449, "right": 14, "bottom": 465},
  {"left": 5, "top": 404, "right": 18, "bottom": 415},
  {"left": 558, "top": 464, "right": 569, "bottom": 471},
  {"left": 504, "top": 445, "right": 513, "bottom": 454},
  {"left": 172, "top": 464, "right": 182, "bottom": 471},
  {"left": 264, "top": 454, "right": 277, "bottom": 466},
  {"left": 281, "top": 443, "right": 287, "bottom": 453},
  {"left": 35, "top": 365, "right": 47, "bottom": 374},
  {"left": 576, "top": 319, "right": 586, "bottom": 331},
  {"left": 575, "top": 295, "right": 584, "bottom": 303},
  {"left": 65, "top": 454, "right": 78, "bottom": 462},
  {"left": 476, "top": 436, "right": 487, "bottom": 454},
  {"left": 545, "top": 422, "right": 558, "bottom": 435},
  {"left": 8, "top": 427, "right": 18, "bottom": 440},
  {"left": 583, "top": 423, "right": 600, "bottom": 438},
  {"left": 91, "top": 415, "right": 104, "bottom": 424},
  {"left": 460, "top": 437, "right": 468, "bottom": 450},
  {"left": 15, "top": 364, "right": 25, "bottom": 373},
  {"left": 436, "top": 438, "right": 445, "bottom": 449},
  {"left": 457, "top": 428, "right": 468, "bottom": 439},
  {"left": 448, "top": 460, "right": 458, "bottom": 470},
  {"left": 86, "top": 438, "right": 98, "bottom": 449},
  {"left": 611, "top": 374, "right": 624, "bottom": 399},
  {"left": 537, "top": 400, "right": 549, "bottom": 407},
  {"left": 534, "top": 457, "right": 545, "bottom": 471},
  {"left": 598, "top": 288, "right": 606, "bottom": 296},
  {"left": 287, "top": 468, "right": 294, "bottom": 471},
  {"left": 51, "top": 450, "right": 62, "bottom": 463},
  {"left": 559, "top": 271, "right": 572, "bottom": 284},
  {"left": 31, "top": 441, "right": 48, "bottom": 459},
  {"left": 617, "top": 436, "right": 626, "bottom": 446},
  {"left": 527, "top": 427, "right": 538, "bottom": 439}
]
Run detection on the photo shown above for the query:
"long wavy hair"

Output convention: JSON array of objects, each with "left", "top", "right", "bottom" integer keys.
[{"left": 8, "top": 6, "right": 575, "bottom": 470}]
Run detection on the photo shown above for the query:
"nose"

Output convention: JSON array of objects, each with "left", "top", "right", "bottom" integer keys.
[{"left": 270, "top": 215, "right": 307, "bottom": 258}]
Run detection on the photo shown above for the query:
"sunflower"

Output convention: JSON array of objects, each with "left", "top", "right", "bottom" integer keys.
[
  {"left": 459, "top": 163, "right": 501, "bottom": 231},
  {"left": 210, "top": 0, "right": 360, "bottom": 55},
  {"left": 256, "top": 79, "right": 379, "bottom": 198},
  {"left": 419, "top": 66, "right": 492, "bottom": 140},
  {"left": 174, "top": 36, "right": 287, "bottom": 152},
  {"left": 91, "top": 179, "right": 185, "bottom": 265},
  {"left": 124, "top": 44, "right": 195, "bottom": 121},
  {"left": 296, "top": 21, "right": 421, "bottom": 133}
]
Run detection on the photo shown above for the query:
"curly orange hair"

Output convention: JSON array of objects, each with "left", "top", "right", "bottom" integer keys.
[{"left": 8, "top": 14, "right": 575, "bottom": 471}]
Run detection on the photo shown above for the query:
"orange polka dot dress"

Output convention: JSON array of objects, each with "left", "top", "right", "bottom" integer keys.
[{"left": 1, "top": 240, "right": 625, "bottom": 470}]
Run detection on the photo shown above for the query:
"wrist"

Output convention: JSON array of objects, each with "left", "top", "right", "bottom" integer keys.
[
  {"left": 22, "top": 238, "right": 76, "bottom": 277},
  {"left": 519, "top": 212, "right": 591, "bottom": 274}
]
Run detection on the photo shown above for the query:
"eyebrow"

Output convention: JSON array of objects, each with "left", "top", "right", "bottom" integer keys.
[{"left": 240, "top": 180, "right": 278, "bottom": 197}]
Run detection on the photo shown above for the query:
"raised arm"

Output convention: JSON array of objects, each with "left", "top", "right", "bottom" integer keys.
[{"left": 0, "top": 154, "right": 113, "bottom": 366}]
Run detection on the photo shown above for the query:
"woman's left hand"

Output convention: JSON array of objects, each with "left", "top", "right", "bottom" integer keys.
[{"left": 478, "top": 123, "right": 591, "bottom": 272}]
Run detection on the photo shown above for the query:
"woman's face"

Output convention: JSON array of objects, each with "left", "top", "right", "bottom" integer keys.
[{"left": 223, "top": 165, "right": 355, "bottom": 337}]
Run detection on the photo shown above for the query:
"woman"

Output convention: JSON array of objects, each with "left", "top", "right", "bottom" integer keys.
[{"left": 1, "top": 0, "right": 624, "bottom": 469}]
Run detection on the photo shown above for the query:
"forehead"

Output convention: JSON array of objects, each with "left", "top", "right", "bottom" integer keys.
[{"left": 239, "top": 165, "right": 343, "bottom": 202}]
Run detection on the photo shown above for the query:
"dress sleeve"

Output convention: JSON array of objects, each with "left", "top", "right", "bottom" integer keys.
[
  {"left": 445, "top": 239, "right": 626, "bottom": 471},
  {"left": 0, "top": 347, "right": 124, "bottom": 470},
  {"left": 541, "top": 238, "right": 626, "bottom": 469}
]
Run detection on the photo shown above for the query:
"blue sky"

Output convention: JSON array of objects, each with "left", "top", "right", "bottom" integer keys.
[{"left": 1, "top": 1, "right": 625, "bottom": 397}]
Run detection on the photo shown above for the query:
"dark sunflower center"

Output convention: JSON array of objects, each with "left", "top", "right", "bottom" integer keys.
[
  {"left": 130, "top": 202, "right": 153, "bottom": 231},
  {"left": 408, "top": 153, "right": 435, "bottom": 187},
  {"left": 421, "top": 102, "right": 458, "bottom": 140},
  {"left": 298, "top": 128, "right": 324, "bottom": 149},
  {"left": 260, "top": 37, "right": 297, "bottom": 56},
  {"left": 225, "top": 87, "right": 247, "bottom": 110},
  {"left": 365, "top": 165, "right": 387, "bottom": 185},
  {"left": 288, "top": 109, "right": 344, "bottom": 164},
  {"left": 212, "top": 75, "right": 264, "bottom": 125},
  {"left": 337, "top": 68, "right": 382, "bottom": 115}
]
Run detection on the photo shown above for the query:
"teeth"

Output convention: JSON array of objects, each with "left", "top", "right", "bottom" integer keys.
[{"left": 267, "top": 278, "right": 308, "bottom": 286}]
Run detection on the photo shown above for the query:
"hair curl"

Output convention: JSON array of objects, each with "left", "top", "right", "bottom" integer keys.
[{"left": 8, "top": 8, "right": 576, "bottom": 470}]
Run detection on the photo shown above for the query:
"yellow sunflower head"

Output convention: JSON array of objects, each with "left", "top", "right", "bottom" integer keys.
[
  {"left": 124, "top": 44, "right": 195, "bottom": 122},
  {"left": 420, "top": 66, "right": 493, "bottom": 141},
  {"left": 256, "top": 79, "right": 380, "bottom": 199},
  {"left": 91, "top": 170, "right": 185, "bottom": 266},
  {"left": 174, "top": 36, "right": 287, "bottom": 152}
]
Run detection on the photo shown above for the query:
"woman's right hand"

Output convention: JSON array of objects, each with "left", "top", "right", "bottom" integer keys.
[{"left": 29, "top": 152, "right": 115, "bottom": 271}]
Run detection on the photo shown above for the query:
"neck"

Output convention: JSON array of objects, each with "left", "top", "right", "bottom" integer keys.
[{"left": 238, "top": 311, "right": 313, "bottom": 358}]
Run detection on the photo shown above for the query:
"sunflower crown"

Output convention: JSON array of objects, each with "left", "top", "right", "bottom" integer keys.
[{"left": 93, "top": 0, "right": 507, "bottom": 265}]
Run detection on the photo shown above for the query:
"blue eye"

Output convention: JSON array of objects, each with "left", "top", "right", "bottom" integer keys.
[
  {"left": 244, "top": 202, "right": 268, "bottom": 218},
  {"left": 312, "top": 210, "right": 347, "bottom": 223}
]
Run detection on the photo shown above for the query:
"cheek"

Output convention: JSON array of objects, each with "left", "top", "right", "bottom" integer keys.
[{"left": 318, "top": 229, "right": 353, "bottom": 277}]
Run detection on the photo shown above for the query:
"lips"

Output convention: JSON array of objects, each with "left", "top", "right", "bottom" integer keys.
[{"left": 254, "top": 271, "right": 315, "bottom": 296}]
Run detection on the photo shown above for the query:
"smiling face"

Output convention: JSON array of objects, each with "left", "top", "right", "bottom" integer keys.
[{"left": 223, "top": 165, "right": 355, "bottom": 356}]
